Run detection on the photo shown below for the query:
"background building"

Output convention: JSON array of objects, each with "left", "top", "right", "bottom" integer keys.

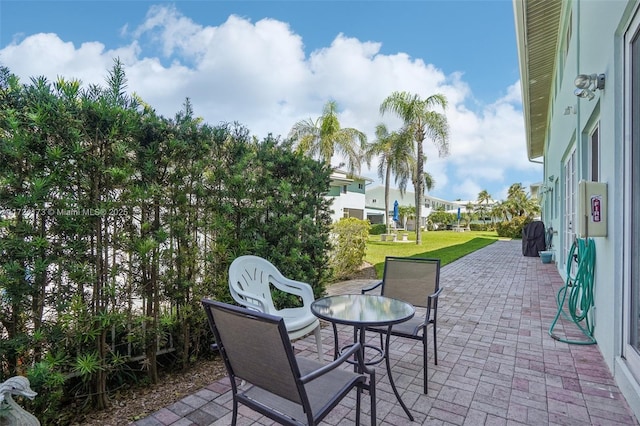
[
  {"left": 365, "top": 185, "right": 469, "bottom": 230},
  {"left": 325, "top": 170, "right": 372, "bottom": 223}
]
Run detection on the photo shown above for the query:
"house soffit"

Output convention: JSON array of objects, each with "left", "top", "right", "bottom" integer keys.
[{"left": 515, "top": 0, "right": 562, "bottom": 160}]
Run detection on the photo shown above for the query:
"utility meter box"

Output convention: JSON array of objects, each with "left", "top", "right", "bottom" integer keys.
[{"left": 577, "top": 180, "right": 607, "bottom": 238}]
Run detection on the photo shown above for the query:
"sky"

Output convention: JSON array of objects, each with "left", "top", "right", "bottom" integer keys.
[{"left": 0, "top": 0, "right": 542, "bottom": 202}]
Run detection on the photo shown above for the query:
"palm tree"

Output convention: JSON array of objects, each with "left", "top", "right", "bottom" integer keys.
[
  {"left": 411, "top": 156, "right": 435, "bottom": 229},
  {"left": 398, "top": 204, "right": 416, "bottom": 230},
  {"left": 288, "top": 100, "right": 367, "bottom": 174},
  {"left": 380, "top": 91, "right": 449, "bottom": 244},
  {"left": 505, "top": 183, "right": 528, "bottom": 217},
  {"left": 491, "top": 200, "right": 510, "bottom": 222},
  {"left": 465, "top": 201, "right": 475, "bottom": 227},
  {"left": 477, "top": 189, "right": 492, "bottom": 224},
  {"left": 507, "top": 183, "right": 526, "bottom": 200},
  {"left": 364, "top": 124, "right": 413, "bottom": 234},
  {"left": 424, "top": 171, "right": 435, "bottom": 193},
  {"left": 505, "top": 183, "right": 540, "bottom": 218}
]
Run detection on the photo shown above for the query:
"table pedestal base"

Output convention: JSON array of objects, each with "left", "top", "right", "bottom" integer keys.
[{"left": 331, "top": 323, "right": 414, "bottom": 421}]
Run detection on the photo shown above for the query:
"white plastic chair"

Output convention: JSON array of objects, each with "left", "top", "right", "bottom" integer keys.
[{"left": 228, "top": 255, "right": 323, "bottom": 361}]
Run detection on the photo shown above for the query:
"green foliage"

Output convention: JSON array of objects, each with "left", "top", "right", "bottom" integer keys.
[
  {"left": 289, "top": 100, "right": 366, "bottom": 175},
  {"left": 469, "top": 223, "right": 494, "bottom": 232},
  {"left": 496, "top": 216, "right": 532, "bottom": 238},
  {"left": 428, "top": 211, "right": 456, "bottom": 227},
  {"left": 369, "top": 224, "right": 387, "bottom": 235},
  {"left": 0, "top": 63, "right": 333, "bottom": 421},
  {"left": 25, "top": 359, "right": 67, "bottom": 424},
  {"left": 329, "top": 218, "right": 370, "bottom": 280}
]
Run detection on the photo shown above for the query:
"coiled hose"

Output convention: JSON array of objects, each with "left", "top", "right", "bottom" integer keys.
[{"left": 548, "top": 238, "right": 597, "bottom": 345}]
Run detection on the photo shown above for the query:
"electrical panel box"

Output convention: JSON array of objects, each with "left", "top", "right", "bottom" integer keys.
[{"left": 577, "top": 180, "right": 607, "bottom": 238}]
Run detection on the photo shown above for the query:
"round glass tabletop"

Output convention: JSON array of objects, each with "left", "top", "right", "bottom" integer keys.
[{"left": 311, "top": 294, "right": 415, "bottom": 327}]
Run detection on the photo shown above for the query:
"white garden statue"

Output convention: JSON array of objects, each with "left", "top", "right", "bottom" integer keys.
[{"left": 0, "top": 376, "right": 40, "bottom": 425}]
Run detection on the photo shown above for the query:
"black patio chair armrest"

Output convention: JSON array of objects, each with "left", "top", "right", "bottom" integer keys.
[
  {"left": 427, "top": 287, "right": 443, "bottom": 302},
  {"left": 299, "top": 342, "right": 369, "bottom": 383},
  {"left": 361, "top": 281, "right": 383, "bottom": 294}
]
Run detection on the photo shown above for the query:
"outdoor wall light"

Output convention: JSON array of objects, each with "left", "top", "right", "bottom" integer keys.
[{"left": 574, "top": 73, "right": 605, "bottom": 101}]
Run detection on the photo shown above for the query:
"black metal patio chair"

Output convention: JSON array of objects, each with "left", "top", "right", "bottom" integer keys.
[
  {"left": 361, "top": 256, "right": 441, "bottom": 394},
  {"left": 201, "top": 298, "right": 376, "bottom": 425}
]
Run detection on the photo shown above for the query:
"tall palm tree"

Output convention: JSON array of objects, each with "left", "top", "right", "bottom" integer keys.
[
  {"left": 380, "top": 91, "right": 450, "bottom": 244},
  {"left": 477, "top": 189, "right": 492, "bottom": 224},
  {"left": 424, "top": 170, "right": 435, "bottom": 193},
  {"left": 398, "top": 204, "right": 415, "bottom": 230},
  {"left": 491, "top": 201, "right": 510, "bottom": 222},
  {"left": 411, "top": 155, "right": 435, "bottom": 229},
  {"left": 507, "top": 183, "right": 525, "bottom": 200},
  {"left": 288, "top": 100, "right": 367, "bottom": 174},
  {"left": 465, "top": 201, "right": 475, "bottom": 226},
  {"left": 506, "top": 183, "right": 529, "bottom": 217},
  {"left": 364, "top": 124, "right": 413, "bottom": 233}
]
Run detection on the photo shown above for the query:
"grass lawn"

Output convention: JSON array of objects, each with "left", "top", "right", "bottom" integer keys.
[{"left": 365, "top": 230, "right": 502, "bottom": 277}]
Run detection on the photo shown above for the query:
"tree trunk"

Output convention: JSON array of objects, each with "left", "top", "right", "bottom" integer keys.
[
  {"left": 415, "top": 135, "right": 424, "bottom": 244},
  {"left": 145, "top": 201, "right": 160, "bottom": 384},
  {"left": 92, "top": 155, "right": 110, "bottom": 409},
  {"left": 32, "top": 213, "right": 47, "bottom": 363},
  {"left": 94, "top": 215, "right": 109, "bottom": 410},
  {"left": 384, "top": 165, "right": 391, "bottom": 234}
]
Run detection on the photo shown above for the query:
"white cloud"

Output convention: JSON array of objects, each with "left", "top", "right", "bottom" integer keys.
[
  {"left": 0, "top": 5, "right": 540, "bottom": 202},
  {"left": 0, "top": 33, "right": 140, "bottom": 88}
]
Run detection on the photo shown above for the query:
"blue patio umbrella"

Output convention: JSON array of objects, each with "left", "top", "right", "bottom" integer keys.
[
  {"left": 393, "top": 200, "right": 399, "bottom": 222},
  {"left": 457, "top": 207, "right": 461, "bottom": 221}
]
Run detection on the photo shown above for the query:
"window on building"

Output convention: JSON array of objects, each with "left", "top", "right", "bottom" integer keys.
[
  {"left": 342, "top": 185, "right": 347, "bottom": 194},
  {"left": 358, "top": 183, "right": 364, "bottom": 190}
]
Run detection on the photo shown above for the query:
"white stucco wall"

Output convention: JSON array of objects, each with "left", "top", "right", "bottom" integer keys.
[
  {"left": 541, "top": 0, "right": 640, "bottom": 418},
  {"left": 327, "top": 190, "right": 366, "bottom": 223}
]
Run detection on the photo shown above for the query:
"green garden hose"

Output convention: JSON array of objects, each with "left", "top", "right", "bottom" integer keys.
[{"left": 548, "top": 238, "right": 597, "bottom": 345}]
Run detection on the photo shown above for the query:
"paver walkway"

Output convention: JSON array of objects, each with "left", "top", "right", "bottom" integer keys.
[{"left": 133, "top": 240, "right": 639, "bottom": 425}]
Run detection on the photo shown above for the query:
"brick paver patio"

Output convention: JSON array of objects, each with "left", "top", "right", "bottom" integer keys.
[{"left": 133, "top": 240, "right": 639, "bottom": 425}]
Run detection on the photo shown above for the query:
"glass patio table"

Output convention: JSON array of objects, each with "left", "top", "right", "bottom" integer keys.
[{"left": 311, "top": 294, "right": 415, "bottom": 421}]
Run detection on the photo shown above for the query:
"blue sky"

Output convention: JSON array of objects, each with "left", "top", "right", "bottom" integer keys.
[{"left": 0, "top": 0, "right": 541, "bottom": 202}]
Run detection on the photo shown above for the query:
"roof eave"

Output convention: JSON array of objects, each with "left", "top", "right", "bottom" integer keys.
[{"left": 513, "top": 0, "right": 563, "bottom": 161}]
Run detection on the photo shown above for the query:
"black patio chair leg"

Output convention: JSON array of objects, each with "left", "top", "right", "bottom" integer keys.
[
  {"left": 385, "top": 329, "right": 414, "bottom": 421},
  {"left": 231, "top": 398, "right": 238, "bottom": 426},
  {"left": 433, "top": 322, "right": 438, "bottom": 365},
  {"left": 369, "top": 371, "right": 376, "bottom": 425},
  {"left": 423, "top": 336, "right": 428, "bottom": 394},
  {"left": 356, "top": 387, "right": 361, "bottom": 425}
]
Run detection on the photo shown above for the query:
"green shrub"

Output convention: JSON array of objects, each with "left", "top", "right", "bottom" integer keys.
[
  {"left": 330, "top": 218, "right": 369, "bottom": 280},
  {"left": 369, "top": 223, "right": 387, "bottom": 235},
  {"left": 25, "top": 359, "right": 66, "bottom": 424},
  {"left": 0, "top": 63, "right": 334, "bottom": 417},
  {"left": 496, "top": 216, "right": 532, "bottom": 238},
  {"left": 428, "top": 211, "right": 456, "bottom": 230},
  {"left": 469, "top": 223, "right": 494, "bottom": 231}
]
